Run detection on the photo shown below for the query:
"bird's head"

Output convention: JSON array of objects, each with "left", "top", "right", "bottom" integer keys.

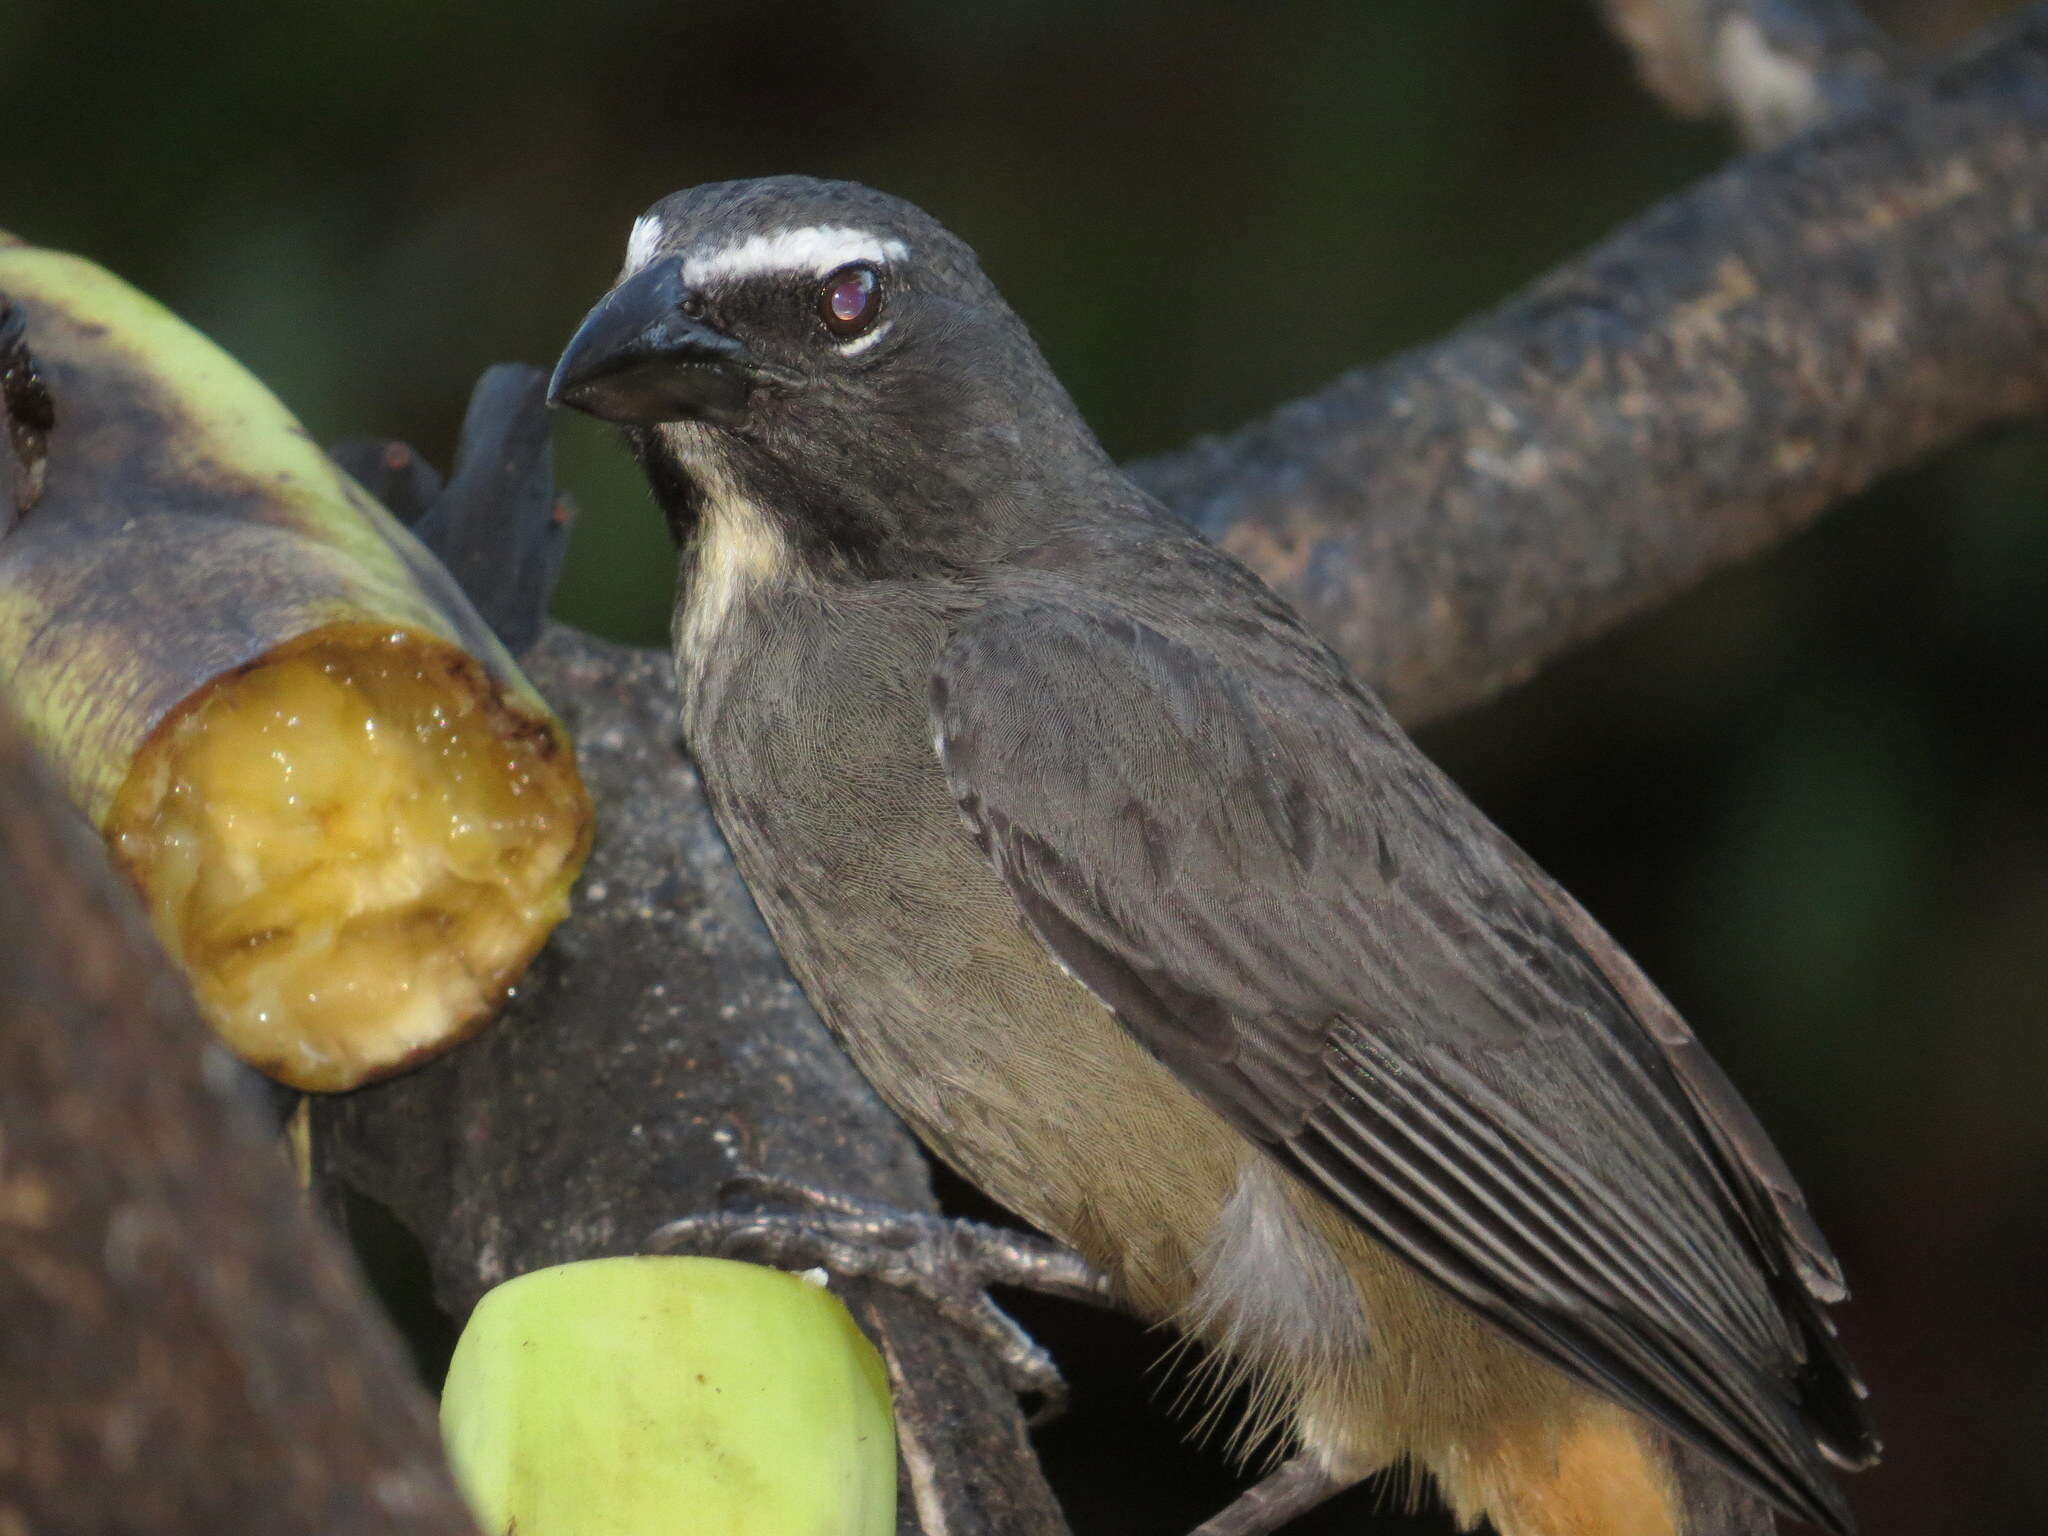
[{"left": 549, "top": 177, "right": 1111, "bottom": 571}]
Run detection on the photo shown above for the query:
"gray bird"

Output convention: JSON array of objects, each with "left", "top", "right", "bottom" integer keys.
[{"left": 549, "top": 177, "right": 1877, "bottom": 1536}]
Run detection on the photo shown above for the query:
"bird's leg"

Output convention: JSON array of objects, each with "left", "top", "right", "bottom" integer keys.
[
  {"left": 1187, "top": 1457, "right": 1354, "bottom": 1536},
  {"left": 646, "top": 1172, "right": 1114, "bottom": 1421}
]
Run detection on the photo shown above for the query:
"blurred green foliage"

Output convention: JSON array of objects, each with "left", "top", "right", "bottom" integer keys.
[{"left": 5, "top": 2, "right": 2043, "bottom": 1531}]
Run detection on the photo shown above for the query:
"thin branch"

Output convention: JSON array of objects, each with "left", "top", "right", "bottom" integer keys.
[
  {"left": 1598, "top": 0, "right": 1897, "bottom": 145},
  {"left": 0, "top": 695, "right": 476, "bottom": 1536},
  {"left": 1135, "top": 5, "right": 2048, "bottom": 727}
]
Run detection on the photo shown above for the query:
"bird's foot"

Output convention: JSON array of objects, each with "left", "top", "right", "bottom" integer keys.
[
  {"left": 1188, "top": 1456, "right": 1353, "bottom": 1536},
  {"left": 646, "top": 1172, "right": 1113, "bottom": 1423}
]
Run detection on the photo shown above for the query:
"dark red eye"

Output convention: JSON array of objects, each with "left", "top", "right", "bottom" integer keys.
[{"left": 818, "top": 263, "right": 880, "bottom": 339}]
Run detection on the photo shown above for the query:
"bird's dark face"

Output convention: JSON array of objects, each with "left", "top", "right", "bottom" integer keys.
[
  {"left": 550, "top": 199, "right": 917, "bottom": 434},
  {"left": 550, "top": 177, "right": 1109, "bottom": 574}
]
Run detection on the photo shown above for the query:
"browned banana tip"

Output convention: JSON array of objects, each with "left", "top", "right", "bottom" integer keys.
[{"left": 1, "top": 292, "right": 54, "bottom": 521}]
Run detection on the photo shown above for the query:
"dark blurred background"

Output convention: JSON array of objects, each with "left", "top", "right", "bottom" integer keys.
[{"left": 5, "top": 1, "right": 2043, "bottom": 1531}]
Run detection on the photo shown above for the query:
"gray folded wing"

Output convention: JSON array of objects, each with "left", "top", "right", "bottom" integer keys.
[{"left": 932, "top": 591, "right": 1875, "bottom": 1532}]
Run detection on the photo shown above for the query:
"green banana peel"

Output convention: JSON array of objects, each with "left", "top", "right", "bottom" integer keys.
[
  {"left": 441, "top": 1257, "right": 898, "bottom": 1536},
  {"left": 0, "top": 234, "right": 592, "bottom": 1090}
]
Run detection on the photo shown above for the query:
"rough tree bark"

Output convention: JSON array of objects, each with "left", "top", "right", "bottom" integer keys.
[
  {"left": 5, "top": 3, "right": 2043, "bottom": 1534},
  {"left": 0, "top": 694, "right": 478, "bottom": 1536},
  {"left": 1136, "top": 3, "right": 2048, "bottom": 727}
]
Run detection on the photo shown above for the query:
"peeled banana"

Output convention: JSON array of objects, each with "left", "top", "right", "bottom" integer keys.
[
  {"left": 0, "top": 233, "right": 592, "bottom": 1090},
  {"left": 440, "top": 1256, "right": 897, "bottom": 1536}
]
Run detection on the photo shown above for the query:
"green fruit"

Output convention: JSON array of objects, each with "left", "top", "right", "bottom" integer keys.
[{"left": 441, "top": 1257, "right": 897, "bottom": 1536}]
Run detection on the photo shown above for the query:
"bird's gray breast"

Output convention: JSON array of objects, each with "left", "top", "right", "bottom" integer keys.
[
  {"left": 676, "top": 580, "right": 1029, "bottom": 1108},
  {"left": 680, "top": 578, "right": 964, "bottom": 911},
  {"left": 674, "top": 577, "right": 1240, "bottom": 1256}
]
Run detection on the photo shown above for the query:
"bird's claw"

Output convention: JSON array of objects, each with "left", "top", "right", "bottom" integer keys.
[{"left": 646, "top": 1174, "right": 1112, "bottom": 1424}]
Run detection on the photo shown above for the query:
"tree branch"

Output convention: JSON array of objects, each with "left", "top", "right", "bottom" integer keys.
[
  {"left": 1597, "top": 0, "right": 1896, "bottom": 145},
  {"left": 0, "top": 695, "right": 476, "bottom": 1536},
  {"left": 1135, "top": 6, "right": 2048, "bottom": 727}
]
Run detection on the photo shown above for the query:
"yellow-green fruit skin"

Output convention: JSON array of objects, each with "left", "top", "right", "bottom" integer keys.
[
  {"left": 441, "top": 1257, "right": 897, "bottom": 1536},
  {"left": 0, "top": 233, "right": 558, "bottom": 823}
]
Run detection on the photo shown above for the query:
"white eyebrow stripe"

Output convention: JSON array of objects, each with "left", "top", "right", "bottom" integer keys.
[
  {"left": 681, "top": 225, "right": 908, "bottom": 287},
  {"left": 624, "top": 212, "right": 666, "bottom": 274}
]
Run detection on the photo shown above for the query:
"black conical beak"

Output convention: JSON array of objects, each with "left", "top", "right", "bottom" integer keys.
[{"left": 548, "top": 256, "right": 758, "bottom": 427}]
